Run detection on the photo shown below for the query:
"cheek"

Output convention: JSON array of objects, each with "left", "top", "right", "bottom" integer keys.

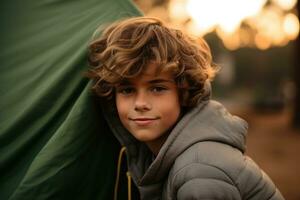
[
  {"left": 115, "top": 95, "right": 128, "bottom": 119},
  {"left": 159, "top": 97, "right": 181, "bottom": 123}
]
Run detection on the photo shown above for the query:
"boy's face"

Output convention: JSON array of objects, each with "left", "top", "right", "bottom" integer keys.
[{"left": 115, "top": 63, "right": 181, "bottom": 154}]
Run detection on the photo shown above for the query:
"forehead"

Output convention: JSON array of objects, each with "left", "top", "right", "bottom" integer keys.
[
  {"left": 137, "top": 63, "right": 173, "bottom": 81},
  {"left": 118, "top": 62, "right": 174, "bottom": 85}
]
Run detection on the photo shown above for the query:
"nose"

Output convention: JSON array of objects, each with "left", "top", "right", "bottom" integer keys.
[{"left": 134, "top": 91, "right": 151, "bottom": 112}]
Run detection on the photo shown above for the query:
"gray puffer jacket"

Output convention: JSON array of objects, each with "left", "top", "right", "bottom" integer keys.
[{"left": 101, "top": 99, "right": 285, "bottom": 200}]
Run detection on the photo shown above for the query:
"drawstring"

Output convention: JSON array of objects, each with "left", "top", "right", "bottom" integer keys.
[
  {"left": 126, "top": 171, "right": 132, "bottom": 200},
  {"left": 114, "top": 146, "right": 132, "bottom": 200}
]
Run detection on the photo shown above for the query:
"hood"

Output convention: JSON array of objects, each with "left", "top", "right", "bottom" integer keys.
[
  {"left": 139, "top": 100, "right": 248, "bottom": 184},
  {"left": 100, "top": 89, "right": 247, "bottom": 187}
]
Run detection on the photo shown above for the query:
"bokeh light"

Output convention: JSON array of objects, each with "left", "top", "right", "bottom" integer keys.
[
  {"left": 283, "top": 13, "right": 300, "bottom": 40},
  {"left": 271, "top": 0, "right": 297, "bottom": 10},
  {"left": 168, "top": 0, "right": 299, "bottom": 50}
]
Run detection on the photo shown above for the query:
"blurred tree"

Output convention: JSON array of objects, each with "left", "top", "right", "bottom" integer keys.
[{"left": 293, "top": 0, "right": 300, "bottom": 128}]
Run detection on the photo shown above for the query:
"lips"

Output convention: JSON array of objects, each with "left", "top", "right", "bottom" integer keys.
[{"left": 130, "top": 117, "right": 159, "bottom": 126}]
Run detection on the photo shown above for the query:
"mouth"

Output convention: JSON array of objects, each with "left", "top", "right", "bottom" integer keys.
[{"left": 129, "top": 117, "right": 159, "bottom": 126}]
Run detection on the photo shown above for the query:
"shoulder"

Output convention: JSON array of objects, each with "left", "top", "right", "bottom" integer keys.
[
  {"left": 170, "top": 141, "right": 245, "bottom": 179},
  {"left": 165, "top": 141, "right": 284, "bottom": 200}
]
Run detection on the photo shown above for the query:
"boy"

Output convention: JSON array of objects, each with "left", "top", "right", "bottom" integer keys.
[{"left": 88, "top": 17, "right": 284, "bottom": 200}]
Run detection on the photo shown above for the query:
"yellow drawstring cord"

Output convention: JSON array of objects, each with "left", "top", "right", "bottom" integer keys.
[
  {"left": 114, "top": 146, "right": 132, "bottom": 200},
  {"left": 126, "top": 171, "right": 132, "bottom": 200}
]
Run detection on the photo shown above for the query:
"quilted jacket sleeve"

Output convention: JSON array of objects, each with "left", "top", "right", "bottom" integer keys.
[
  {"left": 174, "top": 162, "right": 284, "bottom": 200},
  {"left": 174, "top": 163, "right": 241, "bottom": 200},
  {"left": 236, "top": 156, "right": 285, "bottom": 200},
  {"left": 177, "top": 176, "right": 241, "bottom": 199},
  {"left": 168, "top": 142, "right": 285, "bottom": 200}
]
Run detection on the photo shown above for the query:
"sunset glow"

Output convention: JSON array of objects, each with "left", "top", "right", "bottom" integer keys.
[
  {"left": 272, "top": 0, "right": 297, "bottom": 10},
  {"left": 283, "top": 13, "right": 300, "bottom": 40},
  {"left": 168, "top": 0, "right": 299, "bottom": 50}
]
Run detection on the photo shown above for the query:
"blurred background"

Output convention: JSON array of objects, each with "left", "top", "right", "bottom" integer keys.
[{"left": 133, "top": 0, "right": 300, "bottom": 199}]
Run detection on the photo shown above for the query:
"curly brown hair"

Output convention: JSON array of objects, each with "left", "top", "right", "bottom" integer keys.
[{"left": 87, "top": 17, "right": 218, "bottom": 107}]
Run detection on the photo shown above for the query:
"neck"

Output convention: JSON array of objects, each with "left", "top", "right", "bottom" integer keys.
[{"left": 145, "top": 132, "right": 170, "bottom": 156}]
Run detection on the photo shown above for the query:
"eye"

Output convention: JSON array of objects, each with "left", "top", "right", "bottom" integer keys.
[
  {"left": 151, "top": 86, "right": 167, "bottom": 93},
  {"left": 116, "top": 87, "right": 135, "bottom": 95}
]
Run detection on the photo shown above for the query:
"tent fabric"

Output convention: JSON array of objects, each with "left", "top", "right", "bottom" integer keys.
[{"left": 0, "top": 0, "right": 142, "bottom": 199}]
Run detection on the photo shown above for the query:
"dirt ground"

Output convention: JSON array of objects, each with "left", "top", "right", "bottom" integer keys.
[{"left": 234, "top": 109, "right": 300, "bottom": 200}]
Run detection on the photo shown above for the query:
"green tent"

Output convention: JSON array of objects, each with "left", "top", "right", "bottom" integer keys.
[{"left": 0, "top": 0, "right": 141, "bottom": 199}]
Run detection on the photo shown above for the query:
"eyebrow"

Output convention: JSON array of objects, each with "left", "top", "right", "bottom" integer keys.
[
  {"left": 148, "top": 79, "right": 174, "bottom": 84},
  {"left": 117, "top": 80, "right": 131, "bottom": 86},
  {"left": 117, "top": 78, "right": 174, "bottom": 86}
]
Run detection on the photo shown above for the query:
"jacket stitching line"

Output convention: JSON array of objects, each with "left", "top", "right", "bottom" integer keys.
[
  {"left": 171, "top": 162, "right": 242, "bottom": 199},
  {"left": 177, "top": 178, "right": 240, "bottom": 199}
]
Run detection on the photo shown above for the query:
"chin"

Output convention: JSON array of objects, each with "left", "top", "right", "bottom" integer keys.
[
  {"left": 135, "top": 136, "right": 154, "bottom": 142},
  {"left": 133, "top": 133, "right": 155, "bottom": 142}
]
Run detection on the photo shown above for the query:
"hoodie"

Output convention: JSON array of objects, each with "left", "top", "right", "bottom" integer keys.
[{"left": 101, "top": 97, "right": 285, "bottom": 200}]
